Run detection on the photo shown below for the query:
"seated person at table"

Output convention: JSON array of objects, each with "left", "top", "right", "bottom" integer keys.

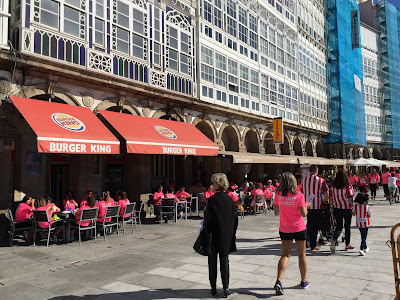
[
  {"left": 164, "top": 188, "right": 180, "bottom": 222},
  {"left": 63, "top": 192, "right": 78, "bottom": 211},
  {"left": 44, "top": 196, "right": 60, "bottom": 211},
  {"left": 80, "top": 190, "right": 93, "bottom": 207},
  {"left": 97, "top": 191, "right": 114, "bottom": 223},
  {"left": 228, "top": 186, "right": 243, "bottom": 212},
  {"left": 251, "top": 183, "right": 265, "bottom": 212},
  {"left": 167, "top": 180, "right": 175, "bottom": 191},
  {"left": 36, "top": 198, "right": 63, "bottom": 242},
  {"left": 71, "top": 195, "right": 97, "bottom": 240},
  {"left": 230, "top": 182, "right": 238, "bottom": 191},
  {"left": 175, "top": 186, "right": 191, "bottom": 200},
  {"left": 201, "top": 185, "right": 214, "bottom": 210},
  {"left": 153, "top": 185, "right": 164, "bottom": 220},
  {"left": 14, "top": 195, "right": 35, "bottom": 241},
  {"left": 117, "top": 191, "right": 131, "bottom": 219}
]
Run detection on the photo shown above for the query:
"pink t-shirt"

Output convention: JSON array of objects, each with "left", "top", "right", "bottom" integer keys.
[
  {"left": 63, "top": 199, "right": 77, "bottom": 211},
  {"left": 37, "top": 206, "right": 54, "bottom": 229},
  {"left": 97, "top": 200, "right": 114, "bottom": 222},
  {"left": 396, "top": 173, "right": 400, "bottom": 187},
  {"left": 252, "top": 188, "right": 264, "bottom": 199},
  {"left": 204, "top": 190, "right": 214, "bottom": 201},
  {"left": 164, "top": 193, "right": 179, "bottom": 202},
  {"left": 274, "top": 192, "right": 307, "bottom": 233},
  {"left": 75, "top": 204, "right": 96, "bottom": 226},
  {"left": 264, "top": 189, "right": 273, "bottom": 199},
  {"left": 176, "top": 191, "right": 190, "bottom": 199},
  {"left": 368, "top": 173, "right": 380, "bottom": 184},
  {"left": 153, "top": 192, "right": 164, "bottom": 205},
  {"left": 80, "top": 199, "right": 87, "bottom": 207},
  {"left": 348, "top": 175, "right": 357, "bottom": 186},
  {"left": 228, "top": 191, "right": 239, "bottom": 202},
  {"left": 265, "top": 185, "right": 275, "bottom": 192},
  {"left": 15, "top": 203, "right": 33, "bottom": 222},
  {"left": 382, "top": 172, "right": 391, "bottom": 184},
  {"left": 118, "top": 199, "right": 131, "bottom": 217}
]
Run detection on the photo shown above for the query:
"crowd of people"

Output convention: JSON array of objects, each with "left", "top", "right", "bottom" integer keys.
[{"left": 13, "top": 190, "right": 138, "bottom": 243}]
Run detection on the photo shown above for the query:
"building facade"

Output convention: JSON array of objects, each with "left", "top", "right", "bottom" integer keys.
[{"left": 0, "top": 0, "right": 10, "bottom": 49}]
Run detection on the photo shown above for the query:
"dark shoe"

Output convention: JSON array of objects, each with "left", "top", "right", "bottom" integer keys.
[
  {"left": 223, "top": 288, "right": 230, "bottom": 298},
  {"left": 311, "top": 246, "right": 321, "bottom": 250},
  {"left": 274, "top": 280, "right": 284, "bottom": 295},
  {"left": 211, "top": 287, "right": 217, "bottom": 296}
]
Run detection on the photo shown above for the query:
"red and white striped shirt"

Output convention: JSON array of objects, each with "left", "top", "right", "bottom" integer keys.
[
  {"left": 303, "top": 174, "right": 328, "bottom": 209},
  {"left": 330, "top": 186, "right": 354, "bottom": 209},
  {"left": 353, "top": 204, "right": 371, "bottom": 228}
]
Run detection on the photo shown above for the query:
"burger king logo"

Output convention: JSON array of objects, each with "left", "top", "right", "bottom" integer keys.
[
  {"left": 155, "top": 125, "right": 177, "bottom": 139},
  {"left": 52, "top": 113, "right": 86, "bottom": 132}
]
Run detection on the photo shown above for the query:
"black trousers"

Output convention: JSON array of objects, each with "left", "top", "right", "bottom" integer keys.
[
  {"left": 307, "top": 209, "right": 322, "bottom": 248},
  {"left": 332, "top": 208, "right": 352, "bottom": 246},
  {"left": 370, "top": 184, "right": 377, "bottom": 198},
  {"left": 208, "top": 252, "right": 229, "bottom": 289},
  {"left": 383, "top": 184, "right": 389, "bottom": 197}
]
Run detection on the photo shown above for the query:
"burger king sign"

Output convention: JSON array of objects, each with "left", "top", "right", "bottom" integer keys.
[{"left": 52, "top": 113, "right": 86, "bottom": 132}]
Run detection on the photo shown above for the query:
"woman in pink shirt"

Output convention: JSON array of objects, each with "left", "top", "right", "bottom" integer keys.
[
  {"left": 201, "top": 185, "right": 214, "bottom": 210},
  {"left": 176, "top": 186, "right": 191, "bottom": 200},
  {"left": 273, "top": 172, "right": 309, "bottom": 295},
  {"left": 63, "top": 192, "right": 78, "bottom": 212},
  {"left": 36, "top": 198, "right": 63, "bottom": 242},
  {"left": 70, "top": 196, "right": 97, "bottom": 241},
  {"left": 357, "top": 173, "right": 368, "bottom": 194},
  {"left": 251, "top": 184, "right": 265, "bottom": 212},
  {"left": 97, "top": 191, "right": 114, "bottom": 222},
  {"left": 117, "top": 191, "right": 131, "bottom": 218},
  {"left": 228, "top": 186, "right": 243, "bottom": 212},
  {"left": 80, "top": 190, "right": 93, "bottom": 207},
  {"left": 153, "top": 185, "right": 164, "bottom": 221},
  {"left": 368, "top": 168, "right": 380, "bottom": 200},
  {"left": 15, "top": 195, "right": 35, "bottom": 222},
  {"left": 164, "top": 188, "right": 179, "bottom": 222}
]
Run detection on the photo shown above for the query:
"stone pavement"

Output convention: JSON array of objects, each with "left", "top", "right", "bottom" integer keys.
[{"left": 0, "top": 189, "right": 399, "bottom": 300}]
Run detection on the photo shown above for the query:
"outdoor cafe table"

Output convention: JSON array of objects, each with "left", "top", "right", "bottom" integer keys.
[{"left": 56, "top": 211, "right": 73, "bottom": 243}]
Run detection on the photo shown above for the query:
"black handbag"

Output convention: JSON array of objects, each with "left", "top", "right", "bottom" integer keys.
[{"left": 193, "top": 225, "right": 215, "bottom": 256}]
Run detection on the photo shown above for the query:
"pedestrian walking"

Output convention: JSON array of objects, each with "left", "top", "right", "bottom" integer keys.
[
  {"left": 368, "top": 168, "right": 380, "bottom": 200},
  {"left": 273, "top": 172, "right": 309, "bottom": 296},
  {"left": 352, "top": 193, "right": 371, "bottom": 256},
  {"left": 382, "top": 168, "right": 391, "bottom": 198},
  {"left": 388, "top": 172, "right": 399, "bottom": 204},
  {"left": 302, "top": 164, "right": 328, "bottom": 250},
  {"left": 205, "top": 173, "right": 238, "bottom": 298},
  {"left": 329, "top": 169, "right": 355, "bottom": 253}
]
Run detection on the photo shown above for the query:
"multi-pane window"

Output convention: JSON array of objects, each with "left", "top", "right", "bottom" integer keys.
[
  {"left": 215, "top": 52, "right": 227, "bottom": 87},
  {"left": 203, "top": 0, "right": 212, "bottom": 22},
  {"left": 132, "top": 8, "right": 147, "bottom": 59},
  {"left": 35, "top": 0, "right": 60, "bottom": 29},
  {"left": 250, "top": 69, "right": 259, "bottom": 98},
  {"left": 249, "top": 14, "right": 258, "bottom": 49},
  {"left": 64, "top": 0, "right": 86, "bottom": 39},
  {"left": 238, "top": 6, "right": 247, "bottom": 43},
  {"left": 153, "top": 6, "right": 161, "bottom": 65},
  {"left": 214, "top": 0, "right": 222, "bottom": 28},
  {"left": 226, "top": 0, "right": 236, "bottom": 37},
  {"left": 201, "top": 46, "right": 213, "bottom": 82},
  {"left": 240, "top": 64, "right": 249, "bottom": 95},
  {"left": 94, "top": 0, "right": 105, "bottom": 45}
]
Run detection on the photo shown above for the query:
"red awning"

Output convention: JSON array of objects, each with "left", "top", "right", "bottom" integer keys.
[
  {"left": 99, "top": 110, "right": 219, "bottom": 156},
  {"left": 10, "top": 96, "right": 120, "bottom": 154}
]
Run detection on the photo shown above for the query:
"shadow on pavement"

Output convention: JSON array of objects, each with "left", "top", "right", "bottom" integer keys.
[{"left": 48, "top": 286, "right": 304, "bottom": 299}]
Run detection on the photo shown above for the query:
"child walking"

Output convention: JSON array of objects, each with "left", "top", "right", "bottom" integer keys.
[{"left": 352, "top": 193, "right": 371, "bottom": 256}]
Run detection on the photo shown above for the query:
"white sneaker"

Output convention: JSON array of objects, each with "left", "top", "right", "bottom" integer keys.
[
  {"left": 364, "top": 247, "right": 370, "bottom": 253},
  {"left": 330, "top": 240, "right": 336, "bottom": 253},
  {"left": 359, "top": 250, "right": 365, "bottom": 256}
]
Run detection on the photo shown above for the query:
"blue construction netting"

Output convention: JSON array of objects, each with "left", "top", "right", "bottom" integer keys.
[
  {"left": 380, "top": 0, "right": 400, "bottom": 149},
  {"left": 326, "top": 0, "right": 367, "bottom": 146}
]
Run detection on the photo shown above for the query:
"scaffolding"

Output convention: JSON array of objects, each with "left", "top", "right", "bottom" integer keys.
[
  {"left": 326, "top": 0, "right": 367, "bottom": 146},
  {"left": 379, "top": 0, "right": 400, "bottom": 149}
]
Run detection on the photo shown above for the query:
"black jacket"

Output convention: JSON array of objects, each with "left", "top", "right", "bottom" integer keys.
[{"left": 205, "top": 191, "right": 238, "bottom": 256}]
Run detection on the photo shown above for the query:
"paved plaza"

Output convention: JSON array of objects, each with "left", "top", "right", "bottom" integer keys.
[{"left": 1, "top": 190, "right": 399, "bottom": 300}]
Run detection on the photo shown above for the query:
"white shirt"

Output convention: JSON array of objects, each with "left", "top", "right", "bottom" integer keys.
[{"left": 388, "top": 177, "right": 398, "bottom": 187}]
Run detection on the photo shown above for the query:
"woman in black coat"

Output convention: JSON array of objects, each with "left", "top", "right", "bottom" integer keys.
[{"left": 205, "top": 173, "right": 238, "bottom": 298}]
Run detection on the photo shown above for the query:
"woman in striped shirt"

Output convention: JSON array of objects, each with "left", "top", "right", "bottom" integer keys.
[{"left": 329, "top": 169, "right": 355, "bottom": 253}]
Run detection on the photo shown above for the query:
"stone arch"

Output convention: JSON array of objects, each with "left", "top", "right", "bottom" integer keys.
[
  {"left": 281, "top": 137, "right": 290, "bottom": 155},
  {"left": 194, "top": 119, "right": 216, "bottom": 142},
  {"left": 293, "top": 138, "right": 303, "bottom": 156},
  {"left": 94, "top": 100, "right": 140, "bottom": 115},
  {"left": 316, "top": 140, "right": 324, "bottom": 157},
  {"left": 373, "top": 148, "right": 383, "bottom": 159},
  {"left": 263, "top": 132, "right": 275, "bottom": 154},
  {"left": 243, "top": 129, "right": 259, "bottom": 153},
  {"left": 18, "top": 83, "right": 80, "bottom": 106},
  {"left": 305, "top": 139, "right": 313, "bottom": 156},
  {"left": 219, "top": 124, "right": 240, "bottom": 152},
  {"left": 152, "top": 109, "right": 185, "bottom": 122}
]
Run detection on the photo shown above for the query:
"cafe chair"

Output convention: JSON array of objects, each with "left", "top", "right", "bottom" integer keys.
[
  {"left": 160, "top": 198, "right": 176, "bottom": 223},
  {"left": 133, "top": 202, "right": 144, "bottom": 231},
  {"left": 255, "top": 195, "right": 267, "bottom": 215},
  {"left": 32, "top": 210, "right": 64, "bottom": 247},
  {"left": 98, "top": 206, "right": 120, "bottom": 240},
  {"left": 120, "top": 203, "right": 136, "bottom": 235},
  {"left": 237, "top": 196, "right": 245, "bottom": 219},
  {"left": 70, "top": 208, "right": 98, "bottom": 246},
  {"left": 8, "top": 209, "right": 33, "bottom": 246}
]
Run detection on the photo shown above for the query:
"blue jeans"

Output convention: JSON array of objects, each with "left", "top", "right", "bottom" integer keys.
[
  {"left": 333, "top": 208, "right": 352, "bottom": 246},
  {"left": 359, "top": 227, "right": 369, "bottom": 250}
]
